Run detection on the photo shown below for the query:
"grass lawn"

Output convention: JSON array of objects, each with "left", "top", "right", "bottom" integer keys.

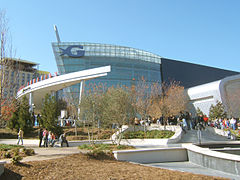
[
  {"left": 65, "top": 127, "right": 115, "bottom": 141},
  {"left": 123, "top": 130, "right": 175, "bottom": 139},
  {"left": 79, "top": 143, "right": 135, "bottom": 151},
  {"left": 0, "top": 144, "right": 22, "bottom": 151}
]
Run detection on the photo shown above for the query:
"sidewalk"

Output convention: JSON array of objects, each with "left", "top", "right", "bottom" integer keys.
[
  {"left": 0, "top": 139, "right": 39, "bottom": 147},
  {"left": 0, "top": 139, "right": 88, "bottom": 163},
  {"left": 3, "top": 147, "right": 85, "bottom": 163},
  {"left": 0, "top": 138, "right": 112, "bottom": 147}
]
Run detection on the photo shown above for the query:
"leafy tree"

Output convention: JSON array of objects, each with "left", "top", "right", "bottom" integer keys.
[
  {"left": 196, "top": 107, "right": 204, "bottom": 116},
  {"left": 18, "top": 96, "right": 32, "bottom": 133},
  {"left": 209, "top": 101, "right": 227, "bottom": 120},
  {"left": 7, "top": 105, "right": 20, "bottom": 131},
  {"left": 2, "top": 98, "right": 18, "bottom": 128},
  {"left": 41, "top": 94, "right": 63, "bottom": 136},
  {"left": 6, "top": 96, "right": 32, "bottom": 133}
]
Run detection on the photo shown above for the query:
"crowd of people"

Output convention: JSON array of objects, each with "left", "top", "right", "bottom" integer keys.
[
  {"left": 38, "top": 128, "right": 69, "bottom": 147},
  {"left": 16, "top": 112, "right": 240, "bottom": 147},
  {"left": 211, "top": 117, "right": 239, "bottom": 130},
  {"left": 134, "top": 111, "right": 240, "bottom": 135}
]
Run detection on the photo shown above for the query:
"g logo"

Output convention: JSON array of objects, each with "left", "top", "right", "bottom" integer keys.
[{"left": 60, "top": 45, "right": 85, "bottom": 58}]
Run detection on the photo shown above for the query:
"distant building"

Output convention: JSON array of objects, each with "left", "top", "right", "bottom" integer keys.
[{"left": 0, "top": 58, "right": 48, "bottom": 98}]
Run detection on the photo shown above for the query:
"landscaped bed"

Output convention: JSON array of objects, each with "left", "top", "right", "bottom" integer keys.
[
  {"left": 0, "top": 144, "right": 35, "bottom": 162},
  {"left": 79, "top": 143, "right": 135, "bottom": 151},
  {"left": 122, "top": 130, "right": 175, "bottom": 139},
  {"left": 1, "top": 152, "right": 227, "bottom": 180}
]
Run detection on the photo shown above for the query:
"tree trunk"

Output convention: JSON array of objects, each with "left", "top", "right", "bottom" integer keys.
[
  {"left": 117, "top": 127, "right": 122, "bottom": 146},
  {"left": 74, "top": 120, "right": 77, "bottom": 136}
]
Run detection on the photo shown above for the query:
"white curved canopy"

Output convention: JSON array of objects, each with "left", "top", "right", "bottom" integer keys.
[{"left": 16, "top": 66, "right": 111, "bottom": 109}]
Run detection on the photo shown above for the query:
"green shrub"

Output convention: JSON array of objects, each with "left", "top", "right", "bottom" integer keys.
[
  {"left": 116, "top": 145, "right": 131, "bottom": 150},
  {"left": 78, "top": 143, "right": 134, "bottom": 151},
  {"left": 86, "top": 149, "right": 113, "bottom": 160},
  {"left": 11, "top": 155, "right": 22, "bottom": 164},
  {"left": 79, "top": 144, "right": 95, "bottom": 150},
  {"left": 22, "top": 148, "right": 35, "bottom": 156},
  {"left": 4, "top": 151, "right": 11, "bottom": 158},
  {"left": 11, "top": 148, "right": 20, "bottom": 156},
  {"left": 88, "top": 148, "right": 105, "bottom": 157}
]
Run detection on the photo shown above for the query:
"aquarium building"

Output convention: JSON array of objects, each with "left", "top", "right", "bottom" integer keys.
[{"left": 52, "top": 42, "right": 238, "bottom": 97}]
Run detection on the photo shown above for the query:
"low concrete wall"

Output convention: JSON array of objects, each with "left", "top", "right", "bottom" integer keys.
[
  {"left": 183, "top": 144, "right": 240, "bottom": 176},
  {"left": 0, "top": 161, "right": 6, "bottom": 176},
  {"left": 114, "top": 143, "right": 240, "bottom": 175},
  {"left": 113, "top": 147, "right": 188, "bottom": 163},
  {"left": 167, "top": 126, "right": 183, "bottom": 144}
]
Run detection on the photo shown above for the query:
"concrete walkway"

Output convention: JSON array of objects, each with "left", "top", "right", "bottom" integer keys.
[
  {"left": 178, "top": 127, "right": 231, "bottom": 143},
  {"left": 2, "top": 147, "right": 84, "bottom": 163},
  {"left": 145, "top": 161, "right": 240, "bottom": 180},
  {"left": 0, "top": 139, "right": 89, "bottom": 163},
  {"left": 0, "top": 139, "right": 39, "bottom": 147}
]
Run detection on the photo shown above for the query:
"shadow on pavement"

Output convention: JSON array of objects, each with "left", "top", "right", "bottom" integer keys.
[{"left": 1, "top": 168, "right": 23, "bottom": 180}]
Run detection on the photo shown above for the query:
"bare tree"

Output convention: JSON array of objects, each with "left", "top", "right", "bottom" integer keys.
[
  {"left": 131, "top": 77, "right": 153, "bottom": 120},
  {"left": 150, "top": 81, "right": 187, "bottom": 127},
  {"left": 0, "top": 9, "right": 8, "bottom": 110},
  {"left": 0, "top": 9, "right": 18, "bottom": 126},
  {"left": 79, "top": 82, "right": 106, "bottom": 143},
  {"left": 101, "top": 86, "right": 135, "bottom": 145}
]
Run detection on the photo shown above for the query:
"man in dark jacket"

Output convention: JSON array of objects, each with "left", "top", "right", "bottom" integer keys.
[
  {"left": 38, "top": 128, "right": 43, "bottom": 147},
  {"left": 197, "top": 114, "right": 205, "bottom": 130},
  {"left": 59, "top": 133, "right": 69, "bottom": 147}
]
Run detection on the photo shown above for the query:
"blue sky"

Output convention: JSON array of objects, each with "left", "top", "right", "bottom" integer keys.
[{"left": 1, "top": 0, "right": 240, "bottom": 73}]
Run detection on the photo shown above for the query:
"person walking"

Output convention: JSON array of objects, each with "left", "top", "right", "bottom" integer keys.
[
  {"left": 203, "top": 115, "right": 209, "bottom": 127},
  {"left": 43, "top": 129, "right": 49, "bottom": 147},
  {"left": 17, "top": 128, "right": 24, "bottom": 145},
  {"left": 50, "top": 132, "right": 56, "bottom": 147},
  {"left": 38, "top": 128, "right": 43, "bottom": 147}
]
